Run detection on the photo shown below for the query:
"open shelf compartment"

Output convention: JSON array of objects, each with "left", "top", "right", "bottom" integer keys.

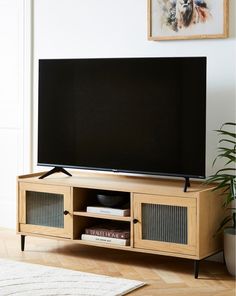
[
  {"left": 73, "top": 187, "right": 130, "bottom": 214},
  {"left": 73, "top": 216, "right": 132, "bottom": 247}
]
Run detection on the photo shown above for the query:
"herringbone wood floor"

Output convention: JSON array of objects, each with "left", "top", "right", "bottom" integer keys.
[{"left": 0, "top": 228, "right": 235, "bottom": 295}]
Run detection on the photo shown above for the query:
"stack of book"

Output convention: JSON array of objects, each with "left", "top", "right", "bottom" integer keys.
[
  {"left": 86, "top": 206, "right": 130, "bottom": 217},
  {"left": 81, "top": 223, "right": 130, "bottom": 246}
]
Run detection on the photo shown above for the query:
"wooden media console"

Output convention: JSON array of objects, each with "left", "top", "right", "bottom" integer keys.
[{"left": 17, "top": 171, "right": 224, "bottom": 278}]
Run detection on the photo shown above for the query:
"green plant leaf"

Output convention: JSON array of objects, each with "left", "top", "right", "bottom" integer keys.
[
  {"left": 223, "top": 192, "right": 235, "bottom": 207},
  {"left": 216, "top": 149, "right": 235, "bottom": 158},
  {"left": 221, "top": 122, "right": 236, "bottom": 127},
  {"left": 216, "top": 130, "right": 236, "bottom": 138},
  {"left": 217, "top": 147, "right": 236, "bottom": 155},
  {"left": 213, "top": 154, "right": 236, "bottom": 166},
  {"left": 215, "top": 215, "right": 232, "bottom": 234},
  {"left": 219, "top": 138, "right": 236, "bottom": 146},
  {"left": 214, "top": 179, "right": 230, "bottom": 187},
  {"left": 216, "top": 168, "right": 236, "bottom": 174},
  {"left": 207, "top": 121, "right": 236, "bottom": 233},
  {"left": 225, "top": 158, "right": 236, "bottom": 166},
  {"left": 210, "top": 174, "right": 235, "bottom": 179}
]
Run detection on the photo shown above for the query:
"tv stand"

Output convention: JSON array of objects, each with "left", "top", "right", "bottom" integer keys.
[
  {"left": 39, "top": 167, "right": 72, "bottom": 179},
  {"left": 184, "top": 177, "right": 191, "bottom": 192},
  {"left": 17, "top": 171, "right": 224, "bottom": 278}
]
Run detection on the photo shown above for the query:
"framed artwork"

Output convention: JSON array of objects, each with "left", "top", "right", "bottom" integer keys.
[{"left": 148, "top": 0, "right": 229, "bottom": 40}]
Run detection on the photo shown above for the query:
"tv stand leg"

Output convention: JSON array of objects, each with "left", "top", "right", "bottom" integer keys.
[
  {"left": 39, "top": 167, "right": 72, "bottom": 179},
  {"left": 194, "top": 260, "right": 199, "bottom": 279},
  {"left": 21, "top": 235, "right": 25, "bottom": 252},
  {"left": 184, "top": 177, "right": 190, "bottom": 192}
]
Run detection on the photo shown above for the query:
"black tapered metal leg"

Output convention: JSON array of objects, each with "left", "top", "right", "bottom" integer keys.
[
  {"left": 194, "top": 260, "right": 199, "bottom": 279},
  {"left": 21, "top": 235, "right": 25, "bottom": 252}
]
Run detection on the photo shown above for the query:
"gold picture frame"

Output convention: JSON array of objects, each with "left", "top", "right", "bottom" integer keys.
[{"left": 148, "top": 0, "right": 229, "bottom": 41}]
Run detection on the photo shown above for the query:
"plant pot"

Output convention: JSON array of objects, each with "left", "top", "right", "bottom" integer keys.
[{"left": 224, "top": 227, "right": 236, "bottom": 276}]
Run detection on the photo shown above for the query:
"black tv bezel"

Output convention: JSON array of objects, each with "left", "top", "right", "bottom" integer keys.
[
  {"left": 37, "top": 57, "right": 207, "bottom": 180},
  {"left": 38, "top": 162, "right": 206, "bottom": 180}
]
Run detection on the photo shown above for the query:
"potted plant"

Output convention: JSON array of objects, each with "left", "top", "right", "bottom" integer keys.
[{"left": 207, "top": 122, "right": 236, "bottom": 276}]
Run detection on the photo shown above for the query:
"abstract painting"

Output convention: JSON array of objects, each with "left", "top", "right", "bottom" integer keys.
[{"left": 148, "top": 0, "right": 229, "bottom": 40}]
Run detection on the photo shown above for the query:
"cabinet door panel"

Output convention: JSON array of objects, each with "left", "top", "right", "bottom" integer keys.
[
  {"left": 133, "top": 194, "right": 196, "bottom": 255},
  {"left": 18, "top": 183, "right": 72, "bottom": 238},
  {"left": 26, "top": 191, "right": 64, "bottom": 228}
]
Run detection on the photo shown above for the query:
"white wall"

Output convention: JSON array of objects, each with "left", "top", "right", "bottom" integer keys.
[
  {"left": 0, "top": 0, "right": 31, "bottom": 229},
  {"left": 33, "top": 0, "right": 236, "bottom": 176},
  {"left": 0, "top": 1, "right": 22, "bottom": 228}
]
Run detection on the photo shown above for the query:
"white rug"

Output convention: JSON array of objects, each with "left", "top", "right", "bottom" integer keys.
[{"left": 0, "top": 259, "right": 145, "bottom": 296}]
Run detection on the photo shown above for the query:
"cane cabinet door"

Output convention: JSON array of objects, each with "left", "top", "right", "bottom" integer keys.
[
  {"left": 18, "top": 182, "right": 72, "bottom": 238},
  {"left": 133, "top": 193, "right": 197, "bottom": 255}
]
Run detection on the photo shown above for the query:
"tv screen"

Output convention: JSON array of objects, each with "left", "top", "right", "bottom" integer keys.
[{"left": 38, "top": 57, "right": 206, "bottom": 179}]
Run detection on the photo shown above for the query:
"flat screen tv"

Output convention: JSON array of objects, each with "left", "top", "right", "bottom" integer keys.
[{"left": 38, "top": 57, "right": 206, "bottom": 182}]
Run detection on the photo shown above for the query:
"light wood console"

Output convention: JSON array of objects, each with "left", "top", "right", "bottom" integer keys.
[{"left": 17, "top": 171, "right": 224, "bottom": 278}]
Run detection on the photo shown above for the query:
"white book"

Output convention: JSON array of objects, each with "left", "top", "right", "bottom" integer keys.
[
  {"left": 81, "top": 234, "right": 130, "bottom": 246},
  {"left": 86, "top": 206, "right": 130, "bottom": 217}
]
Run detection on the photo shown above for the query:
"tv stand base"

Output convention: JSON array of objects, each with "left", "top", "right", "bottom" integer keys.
[
  {"left": 39, "top": 167, "right": 72, "bottom": 179},
  {"left": 184, "top": 177, "right": 191, "bottom": 192},
  {"left": 17, "top": 171, "right": 224, "bottom": 280}
]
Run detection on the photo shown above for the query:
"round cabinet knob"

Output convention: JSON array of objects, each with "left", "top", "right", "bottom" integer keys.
[
  {"left": 63, "top": 210, "right": 69, "bottom": 215},
  {"left": 133, "top": 218, "right": 139, "bottom": 224}
]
